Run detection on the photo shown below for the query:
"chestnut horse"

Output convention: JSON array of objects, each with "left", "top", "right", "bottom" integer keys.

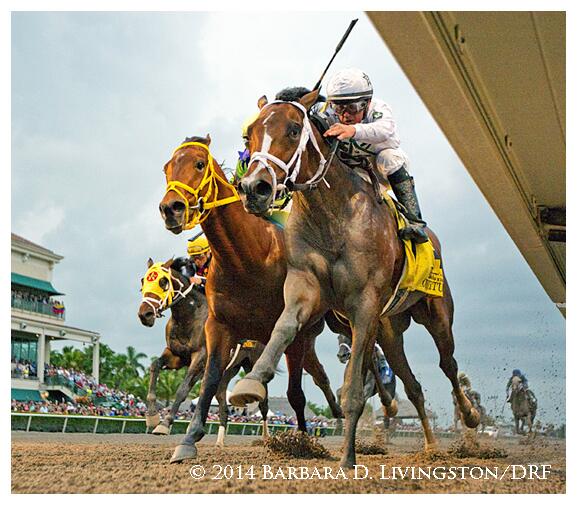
[
  {"left": 232, "top": 90, "right": 479, "bottom": 468},
  {"left": 137, "top": 257, "right": 271, "bottom": 445},
  {"left": 159, "top": 136, "right": 342, "bottom": 463}
]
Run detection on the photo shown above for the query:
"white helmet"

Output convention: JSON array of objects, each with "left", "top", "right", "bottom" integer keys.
[{"left": 326, "top": 68, "right": 373, "bottom": 102}]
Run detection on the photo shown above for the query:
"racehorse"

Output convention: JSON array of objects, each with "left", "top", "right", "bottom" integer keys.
[
  {"left": 158, "top": 135, "right": 343, "bottom": 463},
  {"left": 232, "top": 90, "right": 479, "bottom": 467},
  {"left": 510, "top": 376, "right": 537, "bottom": 435},
  {"left": 137, "top": 257, "right": 270, "bottom": 445}
]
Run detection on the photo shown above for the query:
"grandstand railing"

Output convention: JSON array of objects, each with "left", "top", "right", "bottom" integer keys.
[
  {"left": 11, "top": 413, "right": 459, "bottom": 438},
  {"left": 11, "top": 297, "right": 65, "bottom": 320},
  {"left": 11, "top": 413, "right": 339, "bottom": 436},
  {"left": 44, "top": 375, "right": 90, "bottom": 397}
]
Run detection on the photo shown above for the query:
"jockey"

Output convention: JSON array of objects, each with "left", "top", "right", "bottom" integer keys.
[
  {"left": 318, "top": 68, "right": 428, "bottom": 244},
  {"left": 187, "top": 234, "right": 212, "bottom": 294},
  {"left": 506, "top": 369, "right": 529, "bottom": 402}
]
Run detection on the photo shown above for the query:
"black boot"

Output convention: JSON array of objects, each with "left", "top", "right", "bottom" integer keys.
[{"left": 389, "top": 166, "right": 429, "bottom": 244}]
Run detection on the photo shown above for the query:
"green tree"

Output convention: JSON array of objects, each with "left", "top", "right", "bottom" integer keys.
[{"left": 307, "top": 401, "right": 333, "bottom": 418}]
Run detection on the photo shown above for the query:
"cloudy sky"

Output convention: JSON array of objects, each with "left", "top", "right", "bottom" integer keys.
[{"left": 11, "top": 11, "right": 565, "bottom": 426}]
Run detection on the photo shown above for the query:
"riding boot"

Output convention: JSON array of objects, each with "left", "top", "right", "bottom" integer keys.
[{"left": 388, "top": 166, "right": 429, "bottom": 244}]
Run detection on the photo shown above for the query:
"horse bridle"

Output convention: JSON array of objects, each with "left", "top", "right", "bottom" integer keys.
[
  {"left": 165, "top": 142, "right": 241, "bottom": 230},
  {"left": 248, "top": 101, "right": 334, "bottom": 204},
  {"left": 141, "top": 263, "right": 195, "bottom": 319}
]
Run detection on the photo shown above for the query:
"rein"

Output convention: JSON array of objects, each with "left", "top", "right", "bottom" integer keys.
[
  {"left": 165, "top": 142, "right": 240, "bottom": 230},
  {"left": 141, "top": 262, "right": 195, "bottom": 318},
  {"left": 248, "top": 101, "right": 333, "bottom": 200}
]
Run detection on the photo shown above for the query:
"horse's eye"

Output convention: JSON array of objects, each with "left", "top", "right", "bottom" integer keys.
[
  {"left": 196, "top": 161, "right": 205, "bottom": 170},
  {"left": 159, "top": 277, "right": 169, "bottom": 291},
  {"left": 288, "top": 125, "right": 301, "bottom": 139}
]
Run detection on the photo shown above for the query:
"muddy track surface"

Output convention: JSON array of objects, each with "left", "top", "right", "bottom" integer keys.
[{"left": 11, "top": 432, "right": 565, "bottom": 493}]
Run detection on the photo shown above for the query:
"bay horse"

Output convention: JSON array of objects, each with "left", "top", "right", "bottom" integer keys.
[
  {"left": 510, "top": 376, "right": 537, "bottom": 435},
  {"left": 232, "top": 90, "right": 479, "bottom": 467},
  {"left": 158, "top": 135, "right": 343, "bottom": 463},
  {"left": 137, "top": 257, "right": 270, "bottom": 445}
]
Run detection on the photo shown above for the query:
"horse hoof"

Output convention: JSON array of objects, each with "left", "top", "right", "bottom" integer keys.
[
  {"left": 170, "top": 444, "right": 197, "bottom": 464},
  {"left": 229, "top": 379, "right": 266, "bottom": 407},
  {"left": 146, "top": 413, "right": 161, "bottom": 429},
  {"left": 463, "top": 408, "right": 481, "bottom": 429},
  {"left": 383, "top": 399, "right": 398, "bottom": 418},
  {"left": 152, "top": 423, "right": 171, "bottom": 435}
]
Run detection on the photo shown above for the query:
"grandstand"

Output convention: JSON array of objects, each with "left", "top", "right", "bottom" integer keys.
[{"left": 11, "top": 233, "right": 101, "bottom": 402}]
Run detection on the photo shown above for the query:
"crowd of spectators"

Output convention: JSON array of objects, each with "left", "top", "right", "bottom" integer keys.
[
  {"left": 11, "top": 360, "right": 36, "bottom": 379},
  {"left": 11, "top": 289, "right": 65, "bottom": 317}
]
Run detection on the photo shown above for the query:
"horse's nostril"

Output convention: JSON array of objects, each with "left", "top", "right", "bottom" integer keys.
[
  {"left": 171, "top": 201, "right": 186, "bottom": 213},
  {"left": 255, "top": 181, "right": 272, "bottom": 197}
]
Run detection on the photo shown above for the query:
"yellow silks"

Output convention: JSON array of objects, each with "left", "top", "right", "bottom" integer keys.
[
  {"left": 383, "top": 193, "right": 444, "bottom": 298},
  {"left": 165, "top": 142, "right": 241, "bottom": 230},
  {"left": 141, "top": 262, "right": 174, "bottom": 307}
]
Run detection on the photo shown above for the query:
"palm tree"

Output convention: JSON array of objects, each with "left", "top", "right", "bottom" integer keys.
[{"left": 125, "top": 346, "right": 147, "bottom": 376}]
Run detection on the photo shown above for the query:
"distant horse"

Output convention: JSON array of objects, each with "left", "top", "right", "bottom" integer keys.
[
  {"left": 233, "top": 91, "right": 479, "bottom": 467},
  {"left": 158, "top": 135, "right": 342, "bottom": 463},
  {"left": 510, "top": 376, "right": 537, "bottom": 435},
  {"left": 137, "top": 257, "right": 270, "bottom": 445}
]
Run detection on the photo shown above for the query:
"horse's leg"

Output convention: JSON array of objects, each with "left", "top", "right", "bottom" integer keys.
[
  {"left": 146, "top": 351, "right": 169, "bottom": 429},
  {"left": 302, "top": 337, "right": 344, "bottom": 419},
  {"left": 260, "top": 384, "right": 270, "bottom": 439},
  {"left": 170, "top": 319, "right": 233, "bottom": 463},
  {"left": 377, "top": 316, "right": 437, "bottom": 449},
  {"left": 411, "top": 295, "right": 480, "bottom": 429},
  {"left": 149, "top": 349, "right": 184, "bottom": 429},
  {"left": 340, "top": 295, "right": 381, "bottom": 468},
  {"left": 284, "top": 343, "right": 308, "bottom": 433},
  {"left": 214, "top": 362, "right": 241, "bottom": 448},
  {"left": 230, "top": 269, "right": 322, "bottom": 405},
  {"left": 153, "top": 349, "right": 206, "bottom": 435}
]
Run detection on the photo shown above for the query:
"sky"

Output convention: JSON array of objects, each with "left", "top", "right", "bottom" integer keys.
[{"left": 10, "top": 11, "right": 566, "bottom": 426}]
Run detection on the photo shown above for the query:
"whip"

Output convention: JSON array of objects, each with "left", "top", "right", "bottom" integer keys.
[{"left": 312, "top": 18, "right": 358, "bottom": 91}]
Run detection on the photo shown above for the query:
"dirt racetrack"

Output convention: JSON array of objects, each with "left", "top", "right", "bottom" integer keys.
[{"left": 12, "top": 431, "right": 565, "bottom": 493}]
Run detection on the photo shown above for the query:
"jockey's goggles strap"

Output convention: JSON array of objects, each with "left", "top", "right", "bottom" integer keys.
[
  {"left": 140, "top": 263, "right": 196, "bottom": 317},
  {"left": 248, "top": 101, "right": 327, "bottom": 193},
  {"left": 165, "top": 142, "right": 240, "bottom": 230}
]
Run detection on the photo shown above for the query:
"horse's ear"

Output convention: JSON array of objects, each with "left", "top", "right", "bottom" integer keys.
[
  {"left": 205, "top": 134, "right": 211, "bottom": 146},
  {"left": 163, "top": 258, "right": 174, "bottom": 269},
  {"left": 299, "top": 89, "right": 320, "bottom": 111},
  {"left": 257, "top": 95, "right": 268, "bottom": 109},
  {"left": 147, "top": 258, "right": 154, "bottom": 268}
]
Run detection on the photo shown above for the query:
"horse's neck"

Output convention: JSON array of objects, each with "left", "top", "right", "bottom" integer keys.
[
  {"left": 292, "top": 145, "right": 386, "bottom": 247},
  {"left": 201, "top": 170, "right": 278, "bottom": 272}
]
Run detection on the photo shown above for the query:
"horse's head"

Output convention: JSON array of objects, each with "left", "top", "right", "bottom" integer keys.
[
  {"left": 159, "top": 135, "right": 237, "bottom": 233},
  {"left": 511, "top": 375, "right": 525, "bottom": 394},
  {"left": 337, "top": 333, "right": 352, "bottom": 364},
  {"left": 238, "top": 89, "right": 323, "bottom": 215},
  {"left": 138, "top": 257, "right": 193, "bottom": 326}
]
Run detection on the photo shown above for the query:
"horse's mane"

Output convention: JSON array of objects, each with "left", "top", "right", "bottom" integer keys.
[
  {"left": 275, "top": 86, "right": 325, "bottom": 103},
  {"left": 182, "top": 135, "right": 209, "bottom": 145}
]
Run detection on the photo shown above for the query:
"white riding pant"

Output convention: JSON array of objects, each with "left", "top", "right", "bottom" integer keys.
[{"left": 375, "top": 147, "right": 410, "bottom": 181}]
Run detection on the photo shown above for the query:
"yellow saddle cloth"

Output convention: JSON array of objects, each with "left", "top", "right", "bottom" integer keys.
[{"left": 383, "top": 193, "right": 444, "bottom": 298}]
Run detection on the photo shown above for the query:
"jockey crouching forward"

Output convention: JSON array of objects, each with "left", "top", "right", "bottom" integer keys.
[
  {"left": 317, "top": 68, "right": 428, "bottom": 244},
  {"left": 187, "top": 234, "right": 212, "bottom": 295}
]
